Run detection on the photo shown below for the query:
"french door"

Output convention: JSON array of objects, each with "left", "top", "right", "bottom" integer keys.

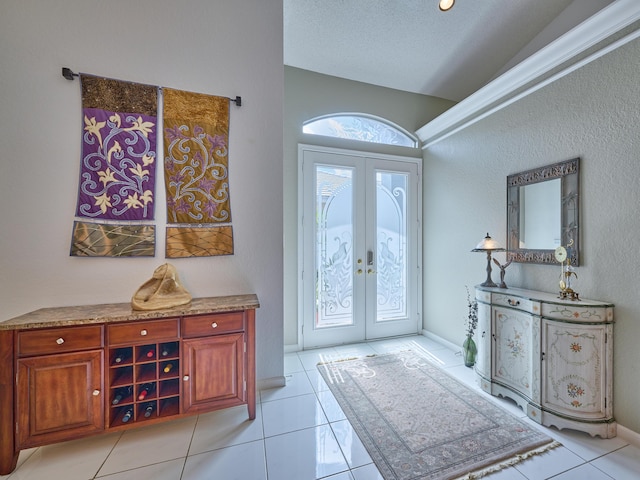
[{"left": 300, "top": 145, "right": 421, "bottom": 349}]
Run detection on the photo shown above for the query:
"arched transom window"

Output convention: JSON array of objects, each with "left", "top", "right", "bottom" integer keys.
[{"left": 303, "top": 113, "right": 418, "bottom": 148}]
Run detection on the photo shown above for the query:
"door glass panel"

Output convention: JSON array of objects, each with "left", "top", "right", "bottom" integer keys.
[
  {"left": 376, "top": 171, "right": 407, "bottom": 322},
  {"left": 316, "top": 165, "right": 354, "bottom": 328}
]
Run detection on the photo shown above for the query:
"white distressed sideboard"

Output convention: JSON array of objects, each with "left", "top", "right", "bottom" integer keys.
[{"left": 475, "top": 286, "right": 615, "bottom": 438}]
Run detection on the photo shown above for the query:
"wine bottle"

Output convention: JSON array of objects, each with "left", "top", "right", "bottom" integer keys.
[
  {"left": 122, "top": 407, "right": 133, "bottom": 423},
  {"left": 112, "top": 386, "right": 132, "bottom": 405},
  {"left": 138, "top": 383, "right": 154, "bottom": 401},
  {"left": 145, "top": 348, "right": 155, "bottom": 359},
  {"left": 163, "top": 363, "right": 174, "bottom": 373},
  {"left": 143, "top": 403, "right": 156, "bottom": 418},
  {"left": 161, "top": 345, "right": 172, "bottom": 357},
  {"left": 114, "top": 349, "right": 128, "bottom": 364}
]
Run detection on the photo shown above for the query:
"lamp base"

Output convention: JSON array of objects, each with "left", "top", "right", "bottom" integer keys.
[{"left": 480, "top": 251, "right": 497, "bottom": 288}]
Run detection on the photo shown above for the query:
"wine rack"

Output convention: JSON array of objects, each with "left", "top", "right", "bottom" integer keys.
[{"left": 108, "top": 340, "right": 180, "bottom": 427}]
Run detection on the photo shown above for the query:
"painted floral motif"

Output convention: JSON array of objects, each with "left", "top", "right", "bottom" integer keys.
[
  {"left": 567, "top": 382, "right": 585, "bottom": 401},
  {"left": 570, "top": 342, "right": 582, "bottom": 353},
  {"left": 506, "top": 331, "right": 525, "bottom": 359},
  {"left": 164, "top": 123, "right": 230, "bottom": 224},
  {"left": 77, "top": 108, "right": 156, "bottom": 220}
]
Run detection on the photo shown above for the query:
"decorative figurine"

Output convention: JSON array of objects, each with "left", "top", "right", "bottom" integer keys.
[
  {"left": 492, "top": 258, "right": 512, "bottom": 289},
  {"left": 555, "top": 241, "right": 580, "bottom": 301}
]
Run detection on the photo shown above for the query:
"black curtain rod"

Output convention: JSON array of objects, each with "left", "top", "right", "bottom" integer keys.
[{"left": 62, "top": 67, "right": 242, "bottom": 107}]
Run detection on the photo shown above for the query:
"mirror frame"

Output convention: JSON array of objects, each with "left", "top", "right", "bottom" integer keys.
[{"left": 506, "top": 157, "right": 580, "bottom": 265}]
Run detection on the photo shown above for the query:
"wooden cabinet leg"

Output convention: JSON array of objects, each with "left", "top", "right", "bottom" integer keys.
[
  {"left": 0, "top": 330, "right": 18, "bottom": 475},
  {"left": 246, "top": 309, "right": 256, "bottom": 420},
  {"left": 0, "top": 451, "right": 19, "bottom": 476}
]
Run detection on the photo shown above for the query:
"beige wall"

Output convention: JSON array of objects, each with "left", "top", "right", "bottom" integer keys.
[
  {"left": 284, "top": 66, "right": 455, "bottom": 347},
  {"left": 0, "top": 0, "right": 284, "bottom": 383},
  {"left": 423, "top": 36, "right": 640, "bottom": 433}
]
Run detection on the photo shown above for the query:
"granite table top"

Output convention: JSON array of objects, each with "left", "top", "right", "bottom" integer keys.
[{"left": 0, "top": 294, "right": 260, "bottom": 330}]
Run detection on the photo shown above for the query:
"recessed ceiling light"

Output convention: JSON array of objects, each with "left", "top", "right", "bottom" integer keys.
[{"left": 439, "top": 0, "right": 455, "bottom": 11}]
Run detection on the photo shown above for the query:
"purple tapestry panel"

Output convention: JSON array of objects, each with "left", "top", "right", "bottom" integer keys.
[{"left": 76, "top": 107, "right": 157, "bottom": 221}]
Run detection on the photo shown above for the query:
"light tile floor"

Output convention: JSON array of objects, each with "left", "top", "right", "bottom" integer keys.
[{"left": 3, "top": 335, "right": 640, "bottom": 479}]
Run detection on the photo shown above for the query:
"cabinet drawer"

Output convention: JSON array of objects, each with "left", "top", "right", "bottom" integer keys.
[
  {"left": 541, "top": 303, "right": 613, "bottom": 323},
  {"left": 182, "top": 312, "right": 245, "bottom": 338},
  {"left": 18, "top": 325, "right": 103, "bottom": 357},
  {"left": 108, "top": 318, "right": 179, "bottom": 345},
  {"left": 491, "top": 293, "right": 537, "bottom": 314}
]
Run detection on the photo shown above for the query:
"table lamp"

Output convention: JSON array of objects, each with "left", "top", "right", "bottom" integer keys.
[{"left": 472, "top": 233, "right": 505, "bottom": 287}]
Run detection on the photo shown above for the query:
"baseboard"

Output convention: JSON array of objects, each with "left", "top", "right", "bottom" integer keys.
[
  {"left": 257, "top": 375, "right": 286, "bottom": 391},
  {"left": 422, "top": 329, "right": 461, "bottom": 352},
  {"left": 284, "top": 344, "right": 299, "bottom": 354},
  {"left": 617, "top": 424, "right": 640, "bottom": 446}
]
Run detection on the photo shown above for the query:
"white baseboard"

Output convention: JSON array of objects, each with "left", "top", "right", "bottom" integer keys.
[
  {"left": 257, "top": 376, "right": 286, "bottom": 391},
  {"left": 284, "top": 344, "right": 299, "bottom": 354},
  {"left": 421, "top": 329, "right": 461, "bottom": 352},
  {"left": 617, "top": 424, "right": 640, "bottom": 446}
]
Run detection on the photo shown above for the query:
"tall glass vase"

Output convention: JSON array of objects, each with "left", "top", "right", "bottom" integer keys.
[{"left": 462, "top": 335, "right": 477, "bottom": 368}]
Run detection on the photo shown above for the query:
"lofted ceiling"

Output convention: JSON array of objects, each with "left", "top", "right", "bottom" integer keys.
[{"left": 284, "top": 0, "right": 615, "bottom": 103}]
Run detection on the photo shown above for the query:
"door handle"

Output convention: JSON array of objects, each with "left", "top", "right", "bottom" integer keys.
[{"left": 367, "top": 250, "right": 374, "bottom": 266}]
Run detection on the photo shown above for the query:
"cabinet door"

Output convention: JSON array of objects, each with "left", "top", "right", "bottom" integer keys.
[
  {"left": 493, "top": 306, "right": 539, "bottom": 402},
  {"left": 542, "top": 320, "right": 609, "bottom": 419},
  {"left": 182, "top": 333, "right": 245, "bottom": 414},
  {"left": 475, "top": 300, "right": 492, "bottom": 381},
  {"left": 17, "top": 350, "right": 104, "bottom": 448}
]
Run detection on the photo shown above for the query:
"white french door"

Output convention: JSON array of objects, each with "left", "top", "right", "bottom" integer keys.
[{"left": 300, "top": 145, "right": 421, "bottom": 349}]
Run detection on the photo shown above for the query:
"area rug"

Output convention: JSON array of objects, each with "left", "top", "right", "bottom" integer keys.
[{"left": 317, "top": 351, "right": 559, "bottom": 479}]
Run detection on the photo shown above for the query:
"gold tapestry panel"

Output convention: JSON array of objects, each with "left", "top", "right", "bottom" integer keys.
[{"left": 165, "top": 226, "right": 234, "bottom": 258}]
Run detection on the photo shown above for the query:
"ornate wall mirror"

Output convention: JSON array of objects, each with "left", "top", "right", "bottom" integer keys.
[{"left": 506, "top": 158, "right": 579, "bottom": 265}]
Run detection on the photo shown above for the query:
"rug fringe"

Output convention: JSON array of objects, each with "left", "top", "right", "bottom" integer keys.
[{"left": 454, "top": 441, "right": 562, "bottom": 480}]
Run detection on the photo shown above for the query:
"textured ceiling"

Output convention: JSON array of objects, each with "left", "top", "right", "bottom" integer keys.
[{"left": 284, "top": 0, "right": 614, "bottom": 102}]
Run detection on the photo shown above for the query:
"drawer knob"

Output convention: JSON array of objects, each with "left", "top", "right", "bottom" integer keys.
[
  {"left": 92, "top": 390, "right": 100, "bottom": 396},
  {"left": 508, "top": 299, "right": 521, "bottom": 306},
  {"left": 56, "top": 337, "right": 65, "bottom": 345},
  {"left": 211, "top": 322, "right": 218, "bottom": 328},
  {"left": 140, "top": 329, "right": 148, "bottom": 336},
  {"left": 183, "top": 375, "right": 190, "bottom": 381}
]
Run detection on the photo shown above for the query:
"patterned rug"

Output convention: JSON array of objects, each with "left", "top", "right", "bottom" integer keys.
[{"left": 317, "top": 351, "right": 559, "bottom": 479}]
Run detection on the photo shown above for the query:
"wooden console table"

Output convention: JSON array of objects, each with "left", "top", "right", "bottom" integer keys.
[
  {"left": 0, "top": 294, "right": 259, "bottom": 475},
  {"left": 475, "top": 286, "right": 615, "bottom": 438}
]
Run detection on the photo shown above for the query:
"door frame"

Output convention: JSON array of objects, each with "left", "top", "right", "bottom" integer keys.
[{"left": 297, "top": 144, "right": 423, "bottom": 350}]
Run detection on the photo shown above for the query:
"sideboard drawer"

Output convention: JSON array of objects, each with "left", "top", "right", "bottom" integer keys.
[
  {"left": 182, "top": 312, "right": 245, "bottom": 338},
  {"left": 107, "top": 318, "right": 179, "bottom": 345},
  {"left": 18, "top": 325, "right": 103, "bottom": 357},
  {"left": 491, "top": 292, "right": 537, "bottom": 314},
  {"left": 541, "top": 303, "right": 613, "bottom": 323}
]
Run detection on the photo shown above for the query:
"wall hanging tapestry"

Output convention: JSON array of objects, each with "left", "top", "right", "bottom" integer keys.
[
  {"left": 165, "top": 226, "right": 234, "bottom": 258},
  {"left": 70, "top": 221, "right": 155, "bottom": 257},
  {"left": 163, "top": 88, "right": 233, "bottom": 257},
  {"left": 71, "top": 74, "right": 158, "bottom": 257},
  {"left": 318, "top": 351, "right": 559, "bottom": 480},
  {"left": 76, "top": 75, "right": 158, "bottom": 221}
]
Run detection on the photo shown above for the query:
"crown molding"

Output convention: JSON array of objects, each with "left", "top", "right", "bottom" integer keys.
[{"left": 417, "top": 0, "right": 640, "bottom": 148}]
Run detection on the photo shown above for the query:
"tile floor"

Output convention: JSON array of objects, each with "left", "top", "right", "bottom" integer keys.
[{"left": 2, "top": 335, "right": 640, "bottom": 479}]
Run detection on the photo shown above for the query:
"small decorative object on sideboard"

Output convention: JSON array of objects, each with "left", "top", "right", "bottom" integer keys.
[
  {"left": 131, "top": 263, "right": 192, "bottom": 310},
  {"left": 555, "top": 241, "right": 580, "bottom": 301},
  {"left": 471, "top": 233, "right": 505, "bottom": 287},
  {"left": 462, "top": 287, "right": 478, "bottom": 368},
  {"left": 492, "top": 258, "right": 512, "bottom": 289}
]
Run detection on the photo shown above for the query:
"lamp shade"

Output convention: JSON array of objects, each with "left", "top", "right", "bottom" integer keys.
[{"left": 472, "top": 233, "right": 505, "bottom": 252}]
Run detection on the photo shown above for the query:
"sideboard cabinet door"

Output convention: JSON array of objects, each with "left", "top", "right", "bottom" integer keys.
[
  {"left": 182, "top": 333, "right": 245, "bottom": 414},
  {"left": 542, "top": 319, "right": 610, "bottom": 420},
  {"left": 492, "top": 306, "right": 538, "bottom": 403},
  {"left": 16, "top": 350, "right": 104, "bottom": 448}
]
